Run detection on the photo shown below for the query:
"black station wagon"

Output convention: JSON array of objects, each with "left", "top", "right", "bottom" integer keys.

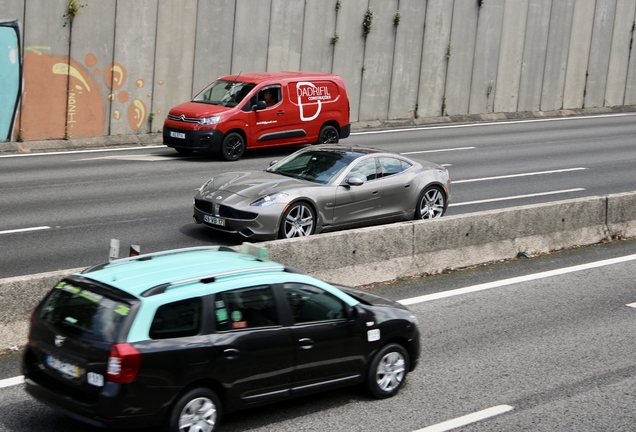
[{"left": 23, "top": 246, "right": 420, "bottom": 431}]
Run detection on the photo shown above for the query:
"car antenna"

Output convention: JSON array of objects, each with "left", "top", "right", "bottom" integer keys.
[{"left": 234, "top": 71, "right": 242, "bottom": 81}]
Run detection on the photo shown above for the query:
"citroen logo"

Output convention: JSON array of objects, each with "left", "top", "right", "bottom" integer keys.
[
  {"left": 54, "top": 335, "right": 66, "bottom": 347},
  {"left": 179, "top": 114, "right": 186, "bottom": 121}
]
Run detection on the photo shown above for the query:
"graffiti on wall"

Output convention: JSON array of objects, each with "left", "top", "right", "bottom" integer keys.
[
  {"left": 0, "top": 20, "right": 21, "bottom": 142},
  {"left": 20, "top": 49, "right": 149, "bottom": 141}
]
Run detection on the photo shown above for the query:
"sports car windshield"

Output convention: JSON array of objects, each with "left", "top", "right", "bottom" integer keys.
[
  {"left": 268, "top": 150, "right": 359, "bottom": 184},
  {"left": 193, "top": 80, "right": 255, "bottom": 107}
]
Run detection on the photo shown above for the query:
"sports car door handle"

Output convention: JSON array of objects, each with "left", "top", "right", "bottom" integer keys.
[
  {"left": 298, "top": 338, "right": 314, "bottom": 349},
  {"left": 372, "top": 190, "right": 378, "bottom": 195}
]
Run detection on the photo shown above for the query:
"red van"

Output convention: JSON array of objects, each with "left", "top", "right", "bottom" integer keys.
[{"left": 163, "top": 72, "right": 351, "bottom": 161}]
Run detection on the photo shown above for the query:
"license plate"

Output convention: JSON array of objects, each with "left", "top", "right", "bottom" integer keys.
[
  {"left": 203, "top": 214, "right": 226, "bottom": 226},
  {"left": 170, "top": 131, "right": 186, "bottom": 139},
  {"left": 46, "top": 355, "right": 82, "bottom": 378}
]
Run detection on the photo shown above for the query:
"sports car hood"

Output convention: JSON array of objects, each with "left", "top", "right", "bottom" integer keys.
[{"left": 201, "top": 171, "right": 311, "bottom": 199}]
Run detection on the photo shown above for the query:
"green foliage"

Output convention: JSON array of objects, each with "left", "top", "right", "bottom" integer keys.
[
  {"left": 393, "top": 10, "right": 401, "bottom": 27},
  {"left": 362, "top": 8, "right": 374, "bottom": 37},
  {"left": 331, "top": 32, "right": 340, "bottom": 45},
  {"left": 63, "top": 0, "right": 87, "bottom": 25},
  {"left": 336, "top": 0, "right": 342, "bottom": 11}
]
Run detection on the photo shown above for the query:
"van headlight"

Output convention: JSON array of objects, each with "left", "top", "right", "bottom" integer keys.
[
  {"left": 251, "top": 192, "right": 289, "bottom": 207},
  {"left": 198, "top": 116, "right": 220, "bottom": 125}
]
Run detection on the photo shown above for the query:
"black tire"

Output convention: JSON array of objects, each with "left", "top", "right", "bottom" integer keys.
[
  {"left": 164, "top": 387, "right": 221, "bottom": 432},
  {"left": 278, "top": 202, "right": 316, "bottom": 239},
  {"left": 175, "top": 147, "right": 194, "bottom": 155},
  {"left": 318, "top": 125, "right": 339, "bottom": 144},
  {"left": 221, "top": 132, "right": 245, "bottom": 161},
  {"left": 366, "top": 343, "right": 409, "bottom": 399},
  {"left": 415, "top": 185, "right": 446, "bottom": 219}
]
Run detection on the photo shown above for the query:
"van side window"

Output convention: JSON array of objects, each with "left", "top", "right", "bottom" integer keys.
[
  {"left": 258, "top": 85, "right": 281, "bottom": 108},
  {"left": 149, "top": 298, "right": 201, "bottom": 339},
  {"left": 215, "top": 286, "right": 279, "bottom": 331}
]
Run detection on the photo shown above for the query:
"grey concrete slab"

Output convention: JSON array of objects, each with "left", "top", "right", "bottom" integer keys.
[
  {"left": 417, "top": 0, "right": 453, "bottom": 118},
  {"left": 0, "top": 1, "right": 24, "bottom": 28},
  {"left": 469, "top": 0, "right": 504, "bottom": 114},
  {"left": 607, "top": 191, "right": 636, "bottom": 238},
  {"left": 358, "top": 0, "right": 399, "bottom": 122},
  {"left": 268, "top": 0, "right": 304, "bottom": 72},
  {"left": 540, "top": 0, "right": 575, "bottom": 111},
  {"left": 192, "top": 1, "right": 235, "bottom": 94},
  {"left": 494, "top": 0, "right": 528, "bottom": 113},
  {"left": 624, "top": 4, "right": 636, "bottom": 104},
  {"left": 444, "top": 0, "right": 479, "bottom": 115},
  {"left": 69, "top": 0, "right": 115, "bottom": 138},
  {"left": 605, "top": 0, "right": 636, "bottom": 106},
  {"left": 517, "top": 0, "right": 551, "bottom": 112},
  {"left": 151, "top": 0, "right": 198, "bottom": 127},
  {"left": 333, "top": 0, "right": 368, "bottom": 122},
  {"left": 109, "top": 0, "right": 158, "bottom": 135},
  {"left": 388, "top": 0, "right": 426, "bottom": 120},
  {"left": 584, "top": 0, "right": 618, "bottom": 108},
  {"left": 563, "top": 0, "right": 596, "bottom": 109},
  {"left": 299, "top": 0, "right": 337, "bottom": 73},
  {"left": 231, "top": 0, "right": 271, "bottom": 73}
]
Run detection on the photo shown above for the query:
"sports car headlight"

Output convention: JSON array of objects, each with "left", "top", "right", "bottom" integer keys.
[
  {"left": 198, "top": 116, "right": 220, "bottom": 125},
  {"left": 250, "top": 192, "right": 289, "bottom": 207}
]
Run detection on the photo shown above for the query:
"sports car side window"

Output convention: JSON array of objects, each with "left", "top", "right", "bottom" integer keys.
[
  {"left": 378, "top": 157, "right": 411, "bottom": 178},
  {"left": 283, "top": 284, "right": 346, "bottom": 323},
  {"left": 215, "top": 286, "right": 279, "bottom": 331},
  {"left": 347, "top": 158, "right": 378, "bottom": 182}
]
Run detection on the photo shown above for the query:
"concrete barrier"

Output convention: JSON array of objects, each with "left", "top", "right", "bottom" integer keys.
[{"left": 2, "top": 192, "right": 636, "bottom": 351}]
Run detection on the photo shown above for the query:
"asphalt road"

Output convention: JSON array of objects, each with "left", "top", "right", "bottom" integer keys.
[
  {"left": 1, "top": 238, "right": 635, "bottom": 431},
  {"left": 1, "top": 113, "right": 635, "bottom": 279}
]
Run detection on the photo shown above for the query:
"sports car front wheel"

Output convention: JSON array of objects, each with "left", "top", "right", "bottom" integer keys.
[
  {"left": 279, "top": 202, "right": 315, "bottom": 239},
  {"left": 415, "top": 185, "right": 446, "bottom": 219}
]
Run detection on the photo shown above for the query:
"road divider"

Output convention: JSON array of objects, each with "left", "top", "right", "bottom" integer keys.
[{"left": 1, "top": 192, "right": 635, "bottom": 351}]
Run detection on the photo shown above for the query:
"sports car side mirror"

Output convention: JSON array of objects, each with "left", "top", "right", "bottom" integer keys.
[{"left": 346, "top": 177, "right": 364, "bottom": 186}]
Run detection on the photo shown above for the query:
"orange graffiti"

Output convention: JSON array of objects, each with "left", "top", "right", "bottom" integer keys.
[
  {"left": 118, "top": 91, "right": 129, "bottom": 103},
  {"left": 104, "top": 62, "right": 127, "bottom": 91},
  {"left": 21, "top": 53, "right": 104, "bottom": 140},
  {"left": 85, "top": 53, "right": 97, "bottom": 67},
  {"left": 127, "top": 99, "right": 146, "bottom": 131},
  {"left": 136, "top": 79, "right": 144, "bottom": 88}
]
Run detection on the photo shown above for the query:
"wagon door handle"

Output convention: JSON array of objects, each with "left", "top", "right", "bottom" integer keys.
[
  {"left": 298, "top": 338, "right": 314, "bottom": 349},
  {"left": 224, "top": 348, "right": 240, "bottom": 358}
]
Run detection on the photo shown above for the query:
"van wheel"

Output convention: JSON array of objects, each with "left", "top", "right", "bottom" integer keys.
[
  {"left": 221, "top": 132, "right": 245, "bottom": 161},
  {"left": 318, "top": 125, "right": 339, "bottom": 144},
  {"left": 164, "top": 387, "right": 221, "bottom": 432}
]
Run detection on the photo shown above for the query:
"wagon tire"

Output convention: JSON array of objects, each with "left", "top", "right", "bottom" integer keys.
[{"left": 164, "top": 387, "right": 221, "bottom": 432}]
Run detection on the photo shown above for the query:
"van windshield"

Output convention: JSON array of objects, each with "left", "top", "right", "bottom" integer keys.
[{"left": 193, "top": 80, "right": 255, "bottom": 107}]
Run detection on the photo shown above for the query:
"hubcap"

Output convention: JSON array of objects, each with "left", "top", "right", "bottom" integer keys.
[
  {"left": 226, "top": 138, "right": 242, "bottom": 159},
  {"left": 375, "top": 352, "right": 406, "bottom": 392},
  {"left": 420, "top": 188, "right": 444, "bottom": 219},
  {"left": 284, "top": 205, "right": 314, "bottom": 237},
  {"left": 179, "top": 397, "right": 217, "bottom": 432}
]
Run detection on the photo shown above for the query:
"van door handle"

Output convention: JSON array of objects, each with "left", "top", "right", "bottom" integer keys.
[{"left": 276, "top": 110, "right": 285, "bottom": 115}]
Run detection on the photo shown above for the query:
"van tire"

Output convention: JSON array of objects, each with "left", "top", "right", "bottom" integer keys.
[
  {"left": 318, "top": 125, "right": 339, "bottom": 144},
  {"left": 221, "top": 133, "right": 245, "bottom": 161}
]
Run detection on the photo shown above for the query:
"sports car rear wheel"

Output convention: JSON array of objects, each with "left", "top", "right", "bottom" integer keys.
[
  {"left": 279, "top": 202, "right": 315, "bottom": 238},
  {"left": 415, "top": 185, "right": 446, "bottom": 219}
]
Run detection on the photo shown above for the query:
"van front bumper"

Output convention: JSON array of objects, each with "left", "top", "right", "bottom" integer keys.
[{"left": 163, "top": 126, "right": 224, "bottom": 154}]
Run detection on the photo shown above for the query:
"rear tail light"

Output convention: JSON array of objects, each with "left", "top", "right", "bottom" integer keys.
[{"left": 107, "top": 343, "right": 142, "bottom": 383}]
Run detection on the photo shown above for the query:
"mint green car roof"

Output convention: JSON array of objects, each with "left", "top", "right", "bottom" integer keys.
[{"left": 77, "top": 247, "right": 287, "bottom": 297}]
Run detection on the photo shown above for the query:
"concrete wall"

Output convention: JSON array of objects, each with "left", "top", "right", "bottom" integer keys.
[
  {"left": 1, "top": 0, "right": 636, "bottom": 141},
  {"left": 2, "top": 191, "right": 635, "bottom": 350}
]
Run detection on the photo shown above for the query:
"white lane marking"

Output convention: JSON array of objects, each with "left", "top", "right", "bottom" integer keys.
[
  {"left": 72, "top": 154, "right": 171, "bottom": 162},
  {"left": 401, "top": 147, "right": 475, "bottom": 154},
  {"left": 0, "top": 376, "right": 24, "bottom": 388},
  {"left": 453, "top": 168, "right": 587, "bottom": 184},
  {"left": 399, "top": 254, "right": 636, "bottom": 305},
  {"left": 0, "top": 145, "right": 164, "bottom": 158},
  {"left": 0, "top": 226, "right": 51, "bottom": 235},
  {"left": 414, "top": 405, "right": 514, "bottom": 432},
  {"left": 626, "top": 302, "right": 636, "bottom": 308},
  {"left": 351, "top": 112, "right": 636, "bottom": 136},
  {"left": 448, "top": 188, "right": 585, "bottom": 207}
]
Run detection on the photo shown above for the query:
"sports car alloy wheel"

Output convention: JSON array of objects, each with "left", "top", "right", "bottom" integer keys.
[
  {"left": 280, "top": 202, "right": 315, "bottom": 238},
  {"left": 416, "top": 186, "right": 445, "bottom": 219}
]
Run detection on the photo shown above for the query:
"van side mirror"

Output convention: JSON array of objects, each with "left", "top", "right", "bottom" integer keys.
[{"left": 252, "top": 100, "right": 267, "bottom": 111}]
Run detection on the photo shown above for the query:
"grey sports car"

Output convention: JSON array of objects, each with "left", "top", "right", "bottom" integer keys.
[{"left": 193, "top": 144, "right": 451, "bottom": 240}]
